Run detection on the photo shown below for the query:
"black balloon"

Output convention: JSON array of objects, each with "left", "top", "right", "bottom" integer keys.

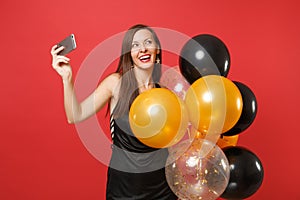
[
  {"left": 223, "top": 81, "right": 258, "bottom": 136},
  {"left": 221, "top": 146, "right": 264, "bottom": 199},
  {"left": 179, "top": 34, "right": 230, "bottom": 84}
]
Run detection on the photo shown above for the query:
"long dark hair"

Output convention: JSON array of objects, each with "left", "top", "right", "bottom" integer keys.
[{"left": 112, "top": 24, "right": 162, "bottom": 118}]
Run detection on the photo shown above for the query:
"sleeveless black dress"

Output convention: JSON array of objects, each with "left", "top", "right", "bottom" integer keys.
[{"left": 106, "top": 114, "right": 178, "bottom": 200}]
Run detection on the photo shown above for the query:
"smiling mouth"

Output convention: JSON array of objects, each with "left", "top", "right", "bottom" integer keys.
[{"left": 139, "top": 54, "right": 151, "bottom": 63}]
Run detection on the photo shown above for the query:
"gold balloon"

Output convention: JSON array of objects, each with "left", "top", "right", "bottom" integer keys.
[
  {"left": 185, "top": 75, "right": 243, "bottom": 135},
  {"left": 189, "top": 127, "right": 239, "bottom": 149},
  {"left": 217, "top": 135, "right": 239, "bottom": 149},
  {"left": 129, "top": 88, "right": 189, "bottom": 148}
]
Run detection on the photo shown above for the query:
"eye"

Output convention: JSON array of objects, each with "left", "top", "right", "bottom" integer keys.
[
  {"left": 132, "top": 43, "right": 140, "bottom": 49},
  {"left": 145, "top": 39, "right": 153, "bottom": 46}
]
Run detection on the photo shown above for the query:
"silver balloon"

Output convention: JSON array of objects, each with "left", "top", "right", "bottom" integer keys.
[
  {"left": 166, "top": 138, "right": 230, "bottom": 200},
  {"left": 160, "top": 66, "right": 190, "bottom": 100}
]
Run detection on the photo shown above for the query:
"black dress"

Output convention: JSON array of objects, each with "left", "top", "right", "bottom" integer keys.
[{"left": 106, "top": 114, "right": 178, "bottom": 200}]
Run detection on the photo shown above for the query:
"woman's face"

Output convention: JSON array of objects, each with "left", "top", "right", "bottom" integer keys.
[{"left": 130, "top": 29, "right": 160, "bottom": 70}]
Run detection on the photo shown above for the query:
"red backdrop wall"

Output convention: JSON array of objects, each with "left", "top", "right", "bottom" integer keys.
[{"left": 1, "top": 0, "right": 300, "bottom": 199}]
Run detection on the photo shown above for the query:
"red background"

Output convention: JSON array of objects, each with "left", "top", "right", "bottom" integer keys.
[{"left": 1, "top": 0, "right": 300, "bottom": 199}]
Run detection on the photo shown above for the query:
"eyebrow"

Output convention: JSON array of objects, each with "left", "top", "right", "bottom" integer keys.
[{"left": 132, "top": 37, "right": 152, "bottom": 43}]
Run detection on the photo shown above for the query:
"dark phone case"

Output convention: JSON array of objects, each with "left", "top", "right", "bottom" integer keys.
[{"left": 57, "top": 34, "right": 76, "bottom": 55}]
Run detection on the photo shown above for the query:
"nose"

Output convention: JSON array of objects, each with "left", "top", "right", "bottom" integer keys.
[{"left": 139, "top": 43, "right": 147, "bottom": 52}]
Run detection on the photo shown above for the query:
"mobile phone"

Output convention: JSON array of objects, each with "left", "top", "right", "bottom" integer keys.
[{"left": 57, "top": 34, "right": 77, "bottom": 55}]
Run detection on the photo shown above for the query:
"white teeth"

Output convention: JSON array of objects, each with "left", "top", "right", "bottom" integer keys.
[{"left": 140, "top": 55, "right": 150, "bottom": 60}]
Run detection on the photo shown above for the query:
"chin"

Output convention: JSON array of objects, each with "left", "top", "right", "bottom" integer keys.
[{"left": 136, "top": 62, "right": 154, "bottom": 70}]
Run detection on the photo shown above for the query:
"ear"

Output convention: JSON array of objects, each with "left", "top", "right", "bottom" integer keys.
[{"left": 156, "top": 47, "right": 160, "bottom": 55}]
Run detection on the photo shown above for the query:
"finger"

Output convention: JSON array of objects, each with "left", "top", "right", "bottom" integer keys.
[
  {"left": 52, "top": 56, "right": 70, "bottom": 67},
  {"left": 56, "top": 55, "right": 70, "bottom": 60},
  {"left": 52, "top": 58, "right": 70, "bottom": 67},
  {"left": 54, "top": 46, "right": 65, "bottom": 55},
  {"left": 51, "top": 45, "right": 60, "bottom": 55},
  {"left": 51, "top": 46, "right": 65, "bottom": 56},
  {"left": 51, "top": 45, "right": 58, "bottom": 52},
  {"left": 56, "top": 55, "right": 70, "bottom": 61},
  {"left": 55, "top": 57, "right": 69, "bottom": 64}
]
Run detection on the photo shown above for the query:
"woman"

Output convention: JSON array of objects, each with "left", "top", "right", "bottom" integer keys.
[{"left": 51, "top": 24, "right": 178, "bottom": 200}]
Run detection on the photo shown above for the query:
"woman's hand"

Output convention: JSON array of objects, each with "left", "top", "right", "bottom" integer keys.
[{"left": 51, "top": 45, "right": 72, "bottom": 82}]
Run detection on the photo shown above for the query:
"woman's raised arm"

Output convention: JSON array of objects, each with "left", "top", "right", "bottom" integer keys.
[{"left": 51, "top": 45, "right": 120, "bottom": 123}]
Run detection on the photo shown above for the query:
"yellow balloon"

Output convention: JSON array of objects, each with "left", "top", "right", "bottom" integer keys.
[
  {"left": 185, "top": 75, "right": 243, "bottom": 134},
  {"left": 187, "top": 126, "right": 238, "bottom": 149},
  {"left": 129, "top": 88, "right": 189, "bottom": 148},
  {"left": 217, "top": 135, "right": 239, "bottom": 149}
]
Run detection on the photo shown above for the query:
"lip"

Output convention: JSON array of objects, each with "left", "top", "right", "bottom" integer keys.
[
  {"left": 138, "top": 54, "right": 151, "bottom": 59},
  {"left": 138, "top": 54, "right": 151, "bottom": 63}
]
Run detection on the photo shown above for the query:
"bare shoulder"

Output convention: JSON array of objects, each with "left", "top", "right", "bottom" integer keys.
[
  {"left": 96, "top": 73, "right": 121, "bottom": 96},
  {"left": 103, "top": 73, "right": 121, "bottom": 88},
  {"left": 106, "top": 73, "right": 121, "bottom": 82}
]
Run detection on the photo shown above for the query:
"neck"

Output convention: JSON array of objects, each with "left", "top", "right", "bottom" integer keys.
[{"left": 133, "top": 66, "right": 154, "bottom": 90}]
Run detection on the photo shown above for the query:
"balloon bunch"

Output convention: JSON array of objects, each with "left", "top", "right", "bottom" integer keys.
[{"left": 129, "top": 34, "right": 264, "bottom": 199}]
